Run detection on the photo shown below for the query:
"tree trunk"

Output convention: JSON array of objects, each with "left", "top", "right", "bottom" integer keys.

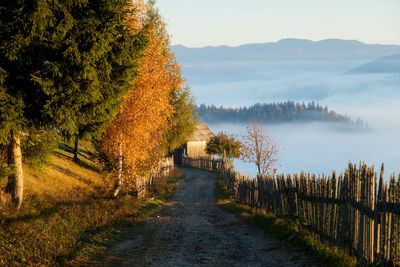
[
  {"left": 6, "top": 131, "right": 24, "bottom": 209},
  {"left": 73, "top": 134, "right": 79, "bottom": 161},
  {"left": 112, "top": 142, "right": 123, "bottom": 198}
]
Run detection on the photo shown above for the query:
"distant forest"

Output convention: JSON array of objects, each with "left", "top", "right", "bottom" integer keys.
[{"left": 197, "top": 101, "right": 365, "bottom": 125}]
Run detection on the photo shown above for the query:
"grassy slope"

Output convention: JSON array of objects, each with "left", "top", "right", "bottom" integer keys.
[
  {"left": 0, "top": 145, "right": 182, "bottom": 265},
  {"left": 215, "top": 174, "right": 358, "bottom": 267}
]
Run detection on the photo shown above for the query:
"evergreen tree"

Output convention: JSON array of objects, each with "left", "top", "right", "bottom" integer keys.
[
  {"left": 0, "top": 0, "right": 147, "bottom": 208},
  {"left": 165, "top": 85, "right": 198, "bottom": 152},
  {"left": 197, "top": 101, "right": 356, "bottom": 124}
]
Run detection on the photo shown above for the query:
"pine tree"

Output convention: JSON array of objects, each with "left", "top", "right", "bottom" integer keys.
[
  {"left": 0, "top": 0, "right": 147, "bottom": 208},
  {"left": 165, "top": 85, "right": 198, "bottom": 152}
]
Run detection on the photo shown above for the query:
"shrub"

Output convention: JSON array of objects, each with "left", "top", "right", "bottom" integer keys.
[{"left": 206, "top": 131, "right": 242, "bottom": 159}]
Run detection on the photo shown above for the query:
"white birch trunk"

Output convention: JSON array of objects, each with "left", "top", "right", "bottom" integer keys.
[
  {"left": 6, "top": 131, "right": 24, "bottom": 209},
  {"left": 112, "top": 141, "right": 123, "bottom": 198}
]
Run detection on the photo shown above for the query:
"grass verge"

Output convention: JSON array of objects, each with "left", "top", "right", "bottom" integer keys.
[
  {"left": 71, "top": 168, "right": 184, "bottom": 265},
  {"left": 215, "top": 174, "right": 357, "bottom": 267},
  {"left": 0, "top": 145, "right": 183, "bottom": 266}
]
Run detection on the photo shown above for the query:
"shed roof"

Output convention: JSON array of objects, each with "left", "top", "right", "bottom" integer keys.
[{"left": 188, "top": 123, "right": 214, "bottom": 142}]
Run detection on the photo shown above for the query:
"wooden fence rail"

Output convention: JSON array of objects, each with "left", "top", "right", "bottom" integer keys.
[
  {"left": 135, "top": 156, "right": 174, "bottom": 198},
  {"left": 221, "top": 158, "right": 400, "bottom": 266},
  {"left": 181, "top": 155, "right": 400, "bottom": 265},
  {"left": 182, "top": 156, "right": 223, "bottom": 172}
]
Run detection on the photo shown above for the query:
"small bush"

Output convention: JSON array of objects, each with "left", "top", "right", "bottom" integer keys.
[{"left": 149, "top": 168, "right": 183, "bottom": 198}]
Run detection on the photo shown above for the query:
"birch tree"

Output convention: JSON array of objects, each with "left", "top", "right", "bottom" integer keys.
[
  {"left": 101, "top": 1, "right": 190, "bottom": 197},
  {"left": 241, "top": 120, "right": 278, "bottom": 176},
  {"left": 0, "top": 0, "right": 146, "bottom": 208}
]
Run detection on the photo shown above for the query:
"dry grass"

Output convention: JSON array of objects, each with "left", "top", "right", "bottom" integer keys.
[{"left": 0, "top": 145, "right": 182, "bottom": 266}]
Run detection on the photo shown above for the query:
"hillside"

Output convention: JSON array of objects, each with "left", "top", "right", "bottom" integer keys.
[
  {"left": 172, "top": 39, "right": 400, "bottom": 63},
  {"left": 197, "top": 101, "right": 364, "bottom": 126},
  {"left": 350, "top": 54, "right": 400, "bottom": 74},
  {"left": 0, "top": 144, "right": 180, "bottom": 265}
]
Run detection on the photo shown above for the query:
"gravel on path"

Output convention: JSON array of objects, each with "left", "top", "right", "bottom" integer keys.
[{"left": 105, "top": 168, "right": 316, "bottom": 267}]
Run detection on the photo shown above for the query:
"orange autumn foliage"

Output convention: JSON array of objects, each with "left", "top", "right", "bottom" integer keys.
[
  {"left": 101, "top": 1, "right": 184, "bottom": 182},
  {"left": 125, "top": 0, "right": 147, "bottom": 34}
]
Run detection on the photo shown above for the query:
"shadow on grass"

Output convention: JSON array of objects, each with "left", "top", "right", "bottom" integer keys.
[
  {"left": 55, "top": 210, "right": 148, "bottom": 264},
  {"left": 1, "top": 195, "right": 110, "bottom": 226},
  {"left": 58, "top": 143, "right": 94, "bottom": 160},
  {"left": 54, "top": 150, "right": 101, "bottom": 173},
  {"left": 0, "top": 152, "right": 183, "bottom": 266},
  {"left": 49, "top": 163, "right": 101, "bottom": 188}
]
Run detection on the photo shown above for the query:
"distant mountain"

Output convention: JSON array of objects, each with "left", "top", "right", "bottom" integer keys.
[
  {"left": 350, "top": 54, "right": 400, "bottom": 74},
  {"left": 172, "top": 39, "right": 400, "bottom": 63}
]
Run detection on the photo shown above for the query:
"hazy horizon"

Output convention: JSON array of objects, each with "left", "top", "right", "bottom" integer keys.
[
  {"left": 157, "top": 0, "right": 400, "bottom": 47},
  {"left": 173, "top": 38, "right": 400, "bottom": 49}
]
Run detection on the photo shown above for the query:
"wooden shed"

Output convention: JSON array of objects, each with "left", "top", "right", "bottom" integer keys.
[{"left": 174, "top": 123, "right": 215, "bottom": 164}]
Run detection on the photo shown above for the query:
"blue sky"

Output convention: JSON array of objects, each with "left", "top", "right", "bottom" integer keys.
[{"left": 156, "top": 0, "right": 400, "bottom": 47}]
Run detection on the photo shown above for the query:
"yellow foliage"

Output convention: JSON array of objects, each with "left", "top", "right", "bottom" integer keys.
[
  {"left": 102, "top": 1, "right": 184, "bottom": 186},
  {"left": 125, "top": 0, "right": 147, "bottom": 34}
]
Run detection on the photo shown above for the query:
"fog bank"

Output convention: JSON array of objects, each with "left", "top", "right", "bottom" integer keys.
[
  {"left": 208, "top": 122, "right": 399, "bottom": 179},
  {"left": 182, "top": 59, "right": 400, "bottom": 179}
]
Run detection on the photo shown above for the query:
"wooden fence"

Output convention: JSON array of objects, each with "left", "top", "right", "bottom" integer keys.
[
  {"left": 135, "top": 156, "right": 174, "bottom": 198},
  {"left": 182, "top": 156, "right": 223, "bottom": 172},
  {"left": 221, "top": 157, "right": 400, "bottom": 266}
]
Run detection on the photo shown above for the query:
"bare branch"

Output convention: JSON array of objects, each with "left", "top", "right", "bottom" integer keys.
[{"left": 241, "top": 119, "right": 278, "bottom": 176}]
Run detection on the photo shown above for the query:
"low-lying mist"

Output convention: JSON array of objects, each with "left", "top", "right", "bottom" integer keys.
[
  {"left": 183, "top": 59, "right": 400, "bottom": 179},
  {"left": 207, "top": 121, "right": 400, "bottom": 180},
  {"left": 192, "top": 72, "right": 400, "bottom": 107}
]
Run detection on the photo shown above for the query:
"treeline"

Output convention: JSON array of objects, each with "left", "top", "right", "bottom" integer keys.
[
  {"left": 0, "top": 0, "right": 197, "bottom": 208},
  {"left": 197, "top": 101, "right": 365, "bottom": 125}
]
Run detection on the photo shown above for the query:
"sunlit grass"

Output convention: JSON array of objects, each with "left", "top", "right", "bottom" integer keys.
[{"left": 0, "top": 144, "right": 183, "bottom": 265}]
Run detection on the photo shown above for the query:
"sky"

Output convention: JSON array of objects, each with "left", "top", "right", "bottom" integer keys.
[{"left": 155, "top": 0, "right": 400, "bottom": 47}]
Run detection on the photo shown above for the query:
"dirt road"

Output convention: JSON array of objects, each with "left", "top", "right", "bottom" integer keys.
[{"left": 104, "top": 168, "right": 315, "bottom": 266}]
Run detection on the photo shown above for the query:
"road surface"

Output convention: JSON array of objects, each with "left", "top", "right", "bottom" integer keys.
[{"left": 102, "top": 168, "right": 315, "bottom": 266}]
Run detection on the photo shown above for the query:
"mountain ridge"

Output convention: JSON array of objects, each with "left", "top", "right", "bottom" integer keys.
[
  {"left": 172, "top": 38, "right": 400, "bottom": 62},
  {"left": 350, "top": 54, "right": 400, "bottom": 74}
]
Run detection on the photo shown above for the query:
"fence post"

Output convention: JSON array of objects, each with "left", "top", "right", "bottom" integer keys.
[{"left": 179, "top": 156, "right": 398, "bottom": 265}]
